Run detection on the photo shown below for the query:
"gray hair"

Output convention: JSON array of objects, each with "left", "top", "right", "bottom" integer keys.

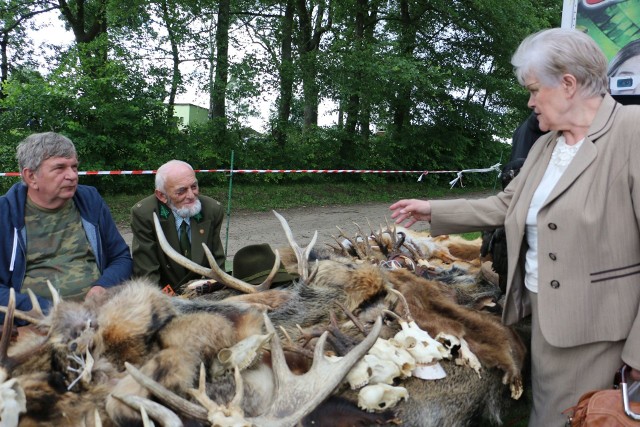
[
  {"left": 511, "top": 28, "right": 608, "bottom": 98},
  {"left": 155, "top": 160, "right": 194, "bottom": 193},
  {"left": 16, "top": 132, "right": 77, "bottom": 180}
]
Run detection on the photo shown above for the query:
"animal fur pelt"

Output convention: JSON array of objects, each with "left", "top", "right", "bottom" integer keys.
[
  {"left": 384, "top": 268, "right": 526, "bottom": 398},
  {"left": 0, "top": 211, "right": 529, "bottom": 426},
  {"left": 4, "top": 279, "right": 270, "bottom": 426}
]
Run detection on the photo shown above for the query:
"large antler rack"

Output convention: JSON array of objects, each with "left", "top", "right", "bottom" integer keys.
[
  {"left": 124, "top": 313, "right": 383, "bottom": 426},
  {"left": 0, "top": 281, "right": 60, "bottom": 328},
  {"left": 153, "top": 212, "right": 280, "bottom": 294}
]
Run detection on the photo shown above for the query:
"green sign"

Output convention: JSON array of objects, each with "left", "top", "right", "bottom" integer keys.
[{"left": 566, "top": 0, "right": 640, "bottom": 94}]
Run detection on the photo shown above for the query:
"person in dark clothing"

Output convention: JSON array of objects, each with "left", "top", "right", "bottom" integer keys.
[
  {"left": 510, "top": 111, "right": 547, "bottom": 161},
  {"left": 482, "top": 113, "right": 548, "bottom": 291},
  {"left": 0, "top": 132, "right": 133, "bottom": 325}
]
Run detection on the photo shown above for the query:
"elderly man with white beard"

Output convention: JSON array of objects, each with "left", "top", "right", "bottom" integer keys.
[{"left": 131, "top": 160, "right": 226, "bottom": 294}]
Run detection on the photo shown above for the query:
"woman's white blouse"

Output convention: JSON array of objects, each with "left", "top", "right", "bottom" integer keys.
[{"left": 524, "top": 135, "right": 584, "bottom": 293}]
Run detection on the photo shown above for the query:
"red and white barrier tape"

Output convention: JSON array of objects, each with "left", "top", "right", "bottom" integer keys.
[{"left": 0, "top": 164, "right": 501, "bottom": 186}]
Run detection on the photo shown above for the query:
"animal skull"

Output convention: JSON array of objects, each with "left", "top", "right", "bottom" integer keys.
[
  {"left": 340, "top": 351, "right": 405, "bottom": 390},
  {"left": 357, "top": 383, "right": 408, "bottom": 412},
  {"left": 345, "top": 357, "right": 370, "bottom": 390},
  {"left": 394, "top": 321, "right": 448, "bottom": 366},
  {"left": 368, "top": 338, "right": 416, "bottom": 378},
  {"left": 217, "top": 332, "right": 274, "bottom": 372},
  {"left": 436, "top": 332, "right": 482, "bottom": 376},
  {"left": 365, "top": 354, "right": 402, "bottom": 386}
]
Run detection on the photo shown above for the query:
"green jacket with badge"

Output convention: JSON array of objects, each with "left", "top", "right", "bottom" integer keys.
[{"left": 130, "top": 195, "right": 225, "bottom": 290}]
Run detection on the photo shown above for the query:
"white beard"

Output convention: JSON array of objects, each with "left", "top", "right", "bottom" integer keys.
[{"left": 169, "top": 198, "right": 202, "bottom": 219}]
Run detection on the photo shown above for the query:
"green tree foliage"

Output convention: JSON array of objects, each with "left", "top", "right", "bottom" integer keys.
[
  {"left": 0, "top": 0, "right": 58, "bottom": 98},
  {"left": 0, "top": 41, "right": 176, "bottom": 193},
  {"left": 0, "top": 0, "right": 563, "bottom": 193}
]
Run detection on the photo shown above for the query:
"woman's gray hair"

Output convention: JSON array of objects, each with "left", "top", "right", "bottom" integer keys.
[
  {"left": 16, "top": 132, "right": 77, "bottom": 177},
  {"left": 511, "top": 28, "right": 608, "bottom": 98},
  {"left": 155, "top": 160, "right": 193, "bottom": 193}
]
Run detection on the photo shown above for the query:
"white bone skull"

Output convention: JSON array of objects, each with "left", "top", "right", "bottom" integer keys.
[
  {"left": 365, "top": 354, "right": 402, "bottom": 385},
  {"left": 436, "top": 332, "right": 482, "bottom": 376},
  {"left": 344, "top": 351, "right": 406, "bottom": 390},
  {"left": 345, "top": 357, "right": 371, "bottom": 390},
  {"left": 393, "top": 321, "right": 448, "bottom": 366},
  {"left": 327, "top": 355, "right": 371, "bottom": 390},
  {"left": 358, "top": 383, "right": 408, "bottom": 412},
  {"left": 217, "top": 332, "right": 274, "bottom": 372},
  {"left": 368, "top": 338, "right": 416, "bottom": 378}
]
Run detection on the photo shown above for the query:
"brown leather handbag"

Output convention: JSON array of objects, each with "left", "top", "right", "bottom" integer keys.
[{"left": 565, "top": 365, "right": 640, "bottom": 426}]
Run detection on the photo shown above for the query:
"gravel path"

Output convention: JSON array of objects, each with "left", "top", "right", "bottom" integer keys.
[{"left": 118, "top": 191, "right": 495, "bottom": 261}]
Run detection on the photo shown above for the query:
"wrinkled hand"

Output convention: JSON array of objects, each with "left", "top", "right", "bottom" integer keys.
[
  {"left": 389, "top": 199, "right": 432, "bottom": 228},
  {"left": 185, "top": 279, "right": 217, "bottom": 290}
]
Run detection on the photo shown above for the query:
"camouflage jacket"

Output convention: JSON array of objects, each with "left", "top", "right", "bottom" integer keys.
[{"left": 0, "top": 183, "right": 133, "bottom": 323}]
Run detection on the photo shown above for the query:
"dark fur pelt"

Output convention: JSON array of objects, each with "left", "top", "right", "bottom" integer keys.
[
  {"left": 388, "top": 363, "right": 510, "bottom": 427},
  {"left": 303, "top": 395, "right": 398, "bottom": 426},
  {"left": 385, "top": 269, "right": 526, "bottom": 396}
]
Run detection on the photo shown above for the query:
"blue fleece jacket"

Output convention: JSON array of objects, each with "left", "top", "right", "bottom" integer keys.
[{"left": 0, "top": 183, "right": 132, "bottom": 324}]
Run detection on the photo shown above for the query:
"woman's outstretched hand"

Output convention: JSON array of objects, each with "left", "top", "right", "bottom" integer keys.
[{"left": 389, "top": 199, "right": 432, "bottom": 227}]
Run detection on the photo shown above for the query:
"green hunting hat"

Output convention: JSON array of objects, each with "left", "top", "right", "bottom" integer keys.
[{"left": 232, "top": 244, "right": 298, "bottom": 285}]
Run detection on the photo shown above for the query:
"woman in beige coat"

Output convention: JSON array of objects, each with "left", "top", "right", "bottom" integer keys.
[{"left": 390, "top": 28, "right": 640, "bottom": 426}]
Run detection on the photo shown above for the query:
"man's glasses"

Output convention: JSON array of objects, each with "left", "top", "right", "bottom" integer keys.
[{"left": 610, "top": 75, "right": 640, "bottom": 91}]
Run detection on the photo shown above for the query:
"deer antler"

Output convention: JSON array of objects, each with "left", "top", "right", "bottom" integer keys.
[
  {"left": 333, "top": 226, "right": 368, "bottom": 260},
  {"left": 111, "top": 393, "right": 183, "bottom": 427},
  {"left": 387, "top": 288, "right": 414, "bottom": 323},
  {"left": 0, "top": 289, "right": 27, "bottom": 423},
  {"left": 273, "top": 210, "right": 317, "bottom": 282},
  {"left": 0, "top": 283, "right": 60, "bottom": 328},
  {"left": 0, "top": 289, "right": 16, "bottom": 383},
  {"left": 125, "top": 313, "right": 383, "bottom": 427},
  {"left": 249, "top": 313, "right": 382, "bottom": 426},
  {"left": 153, "top": 212, "right": 259, "bottom": 294}
]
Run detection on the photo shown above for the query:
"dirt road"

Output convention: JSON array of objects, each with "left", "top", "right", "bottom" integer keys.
[
  {"left": 119, "top": 191, "right": 495, "bottom": 261},
  {"left": 120, "top": 202, "right": 413, "bottom": 261}
]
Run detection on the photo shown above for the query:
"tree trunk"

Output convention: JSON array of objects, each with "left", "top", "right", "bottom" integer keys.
[
  {"left": 295, "top": 0, "right": 331, "bottom": 129},
  {"left": 211, "top": 0, "right": 230, "bottom": 124},
  {"left": 273, "top": 0, "right": 295, "bottom": 146},
  {"left": 340, "top": 0, "right": 375, "bottom": 163},
  {"left": 58, "top": 0, "right": 108, "bottom": 77},
  {"left": 159, "top": 0, "right": 182, "bottom": 116},
  {"left": 391, "top": 0, "right": 415, "bottom": 132},
  {"left": 0, "top": 33, "right": 8, "bottom": 99}
]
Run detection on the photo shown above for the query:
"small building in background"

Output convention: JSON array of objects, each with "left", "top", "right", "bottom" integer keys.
[{"left": 172, "top": 103, "right": 209, "bottom": 129}]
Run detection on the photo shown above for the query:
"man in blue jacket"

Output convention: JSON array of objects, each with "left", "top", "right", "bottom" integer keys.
[{"left": 0, "top": 132, "right": 132, "bottom": 325}]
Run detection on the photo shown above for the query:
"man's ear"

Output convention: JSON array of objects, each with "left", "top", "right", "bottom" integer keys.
[
  {"left": 22, "top": 168, "right": 38, "bottom": 189},
  {"left": 155, "top": 189, "right": 168, "bottom": 204}
]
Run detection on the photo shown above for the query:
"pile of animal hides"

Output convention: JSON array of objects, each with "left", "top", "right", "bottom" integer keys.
[{"left": 0, "top": 211, "right": 527, "bottom": 426}]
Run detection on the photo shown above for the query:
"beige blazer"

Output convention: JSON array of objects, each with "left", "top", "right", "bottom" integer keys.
[{"left": 430, "top": 95, "right": 640, "bottom": 368}]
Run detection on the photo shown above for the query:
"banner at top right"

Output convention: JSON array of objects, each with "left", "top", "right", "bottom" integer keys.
[{"left": 563, "top": 0, "right": 640, "bottom": 96}]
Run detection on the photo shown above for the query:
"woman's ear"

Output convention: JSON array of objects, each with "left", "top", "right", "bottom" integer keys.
[{"left": 562, "top": 74, "right": 578, "bottom": 96}]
